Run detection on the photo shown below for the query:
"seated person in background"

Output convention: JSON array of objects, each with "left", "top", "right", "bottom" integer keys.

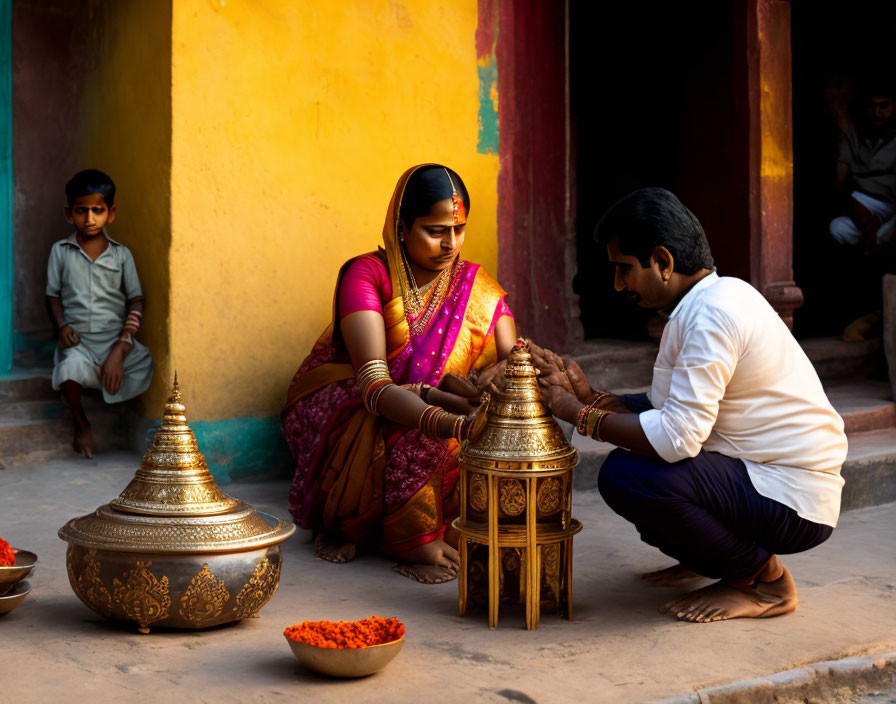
[
  {"left": 536, "top": 188, "right": 848, "bottom": 623},
  {"left": 282, "top": 165, "right": 515, "bottom": 584},
  {"left": 828, "top": 80, "right": 896, "bottom": 250},
  {"left": 826, "top": 80, "right": 896, "bottom": 340},
  {"left": 46, "top": 169, "right": 153, "bottom": 458}
]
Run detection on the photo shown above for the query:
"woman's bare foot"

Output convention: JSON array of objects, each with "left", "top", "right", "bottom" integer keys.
[
  {"left": 659, "top": 561, "right": 798, "bottom": 623},
  {"left": 72, "top": 425, "right": 94, "bottom": 459},
  {"left": 391, "top": 539, "right": 460, "bottom": 584},
  {"left": 312, "top": 533, "right": 357, "bottom": 563},
  {"left": 642, "top": 563, "right": 705, "bottom": 586}
]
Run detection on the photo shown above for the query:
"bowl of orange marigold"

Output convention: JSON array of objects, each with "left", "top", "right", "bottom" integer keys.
[
  {"left": 0, "top": 536, "right": 36, "bottom": 614},
  {"left": 284, "top": 616, "right": 405, "bottom": 678}
]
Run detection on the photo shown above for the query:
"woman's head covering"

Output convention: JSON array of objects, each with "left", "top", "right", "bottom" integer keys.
[{"left": 382, "top": 164, "right": 469, "bottom": 306}]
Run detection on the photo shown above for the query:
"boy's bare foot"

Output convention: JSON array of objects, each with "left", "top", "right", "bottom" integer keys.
[
  {"left": 312, "top": 533, "right": 357, "bottom": 563},
  {"left": 391, "top": 539, "right": 460, "bottom": 584},
  {"left": 642, "top": 563, "right": 705, "bottom": 586},
  {"left": 73, "top": 426, "right": 94, "bottom": 459},
  {"left": 659, "top": 560, "right": 798, "bottom": 623}
]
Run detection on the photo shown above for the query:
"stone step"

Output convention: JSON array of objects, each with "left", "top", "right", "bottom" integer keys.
[
  {"left": 0, "top": 398, "right": 65, "bottom": 422},
  {"left": 840, "top": 428, "right": 896, "bottom": 510},
  {"left": 0, "top": 369, "right": 57, "bottom": 401},
  {"left": 567, "top": 336, "right": 884, "bottom": 390},
  {"left": 826, "top": 379, "right": 895, "bottom": 434},
  {"left": 568, "top": 340, "right": 657, "bottom": 390},
  {"left": 0, "top": 413, "right": 133, "bottom": 467},
  {"left": 570, "top": 427, "right": 896, "bottom": 513},
  {"left": 801, "top": 337, "right": 883, "bottom": 381}
]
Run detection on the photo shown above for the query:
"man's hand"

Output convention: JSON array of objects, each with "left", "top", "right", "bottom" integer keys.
[
  {"left": 537, "top": 380, "right": 582, "bottom": 425},
  {"left": 529, "top": 340, "right": 595, "bottom": 403},
  {"left": 98, "top": 345, "right": 126, "bottom": 395},
  {"left": 59, "top": 324, "right": 80, "bottom": 349}
]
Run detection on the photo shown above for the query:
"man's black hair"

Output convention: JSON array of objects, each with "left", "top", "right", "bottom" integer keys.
[
  {"left": 65, "top": 169, "right": 116, "bottom": 207},
  {"left": 399, "top": 165, "right": 470, "bottom": 227},
  {"left": 594, "top": 187, "right": 714, "bottom": 275}
]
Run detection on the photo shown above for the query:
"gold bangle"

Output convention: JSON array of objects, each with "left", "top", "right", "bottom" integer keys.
[{"left": 592, "top": 409, "right": 616, "bottom": 443}]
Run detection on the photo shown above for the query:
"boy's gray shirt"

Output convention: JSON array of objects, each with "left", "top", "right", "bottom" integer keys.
[{"left": 46, "top": 231, "right": 143, "bottom": 333}]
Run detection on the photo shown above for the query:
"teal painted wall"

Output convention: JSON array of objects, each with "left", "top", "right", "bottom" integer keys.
[
  {"left": 142, "top": 415, "right": 291, "bottom": 484},
  {"left": 0, "top": 0, "right": 13, "bottom": 372}
]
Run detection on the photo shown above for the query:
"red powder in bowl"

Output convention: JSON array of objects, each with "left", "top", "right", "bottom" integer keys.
[
  {"left": 284, "top": 616, "right": 405, "bottom": 649},
  {"left": 0, "top": 538, "right": 14, "bottom": 567}
]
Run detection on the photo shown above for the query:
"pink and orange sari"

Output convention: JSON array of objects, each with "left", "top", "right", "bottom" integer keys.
[{"left": 282, "top": 165, "right": 511, "bottom": 553}]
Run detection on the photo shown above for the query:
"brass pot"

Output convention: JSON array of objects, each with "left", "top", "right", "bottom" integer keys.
[
  {"left": 59, "top": 379, "right": 295, "bottom": 633},
  {"left": 65, "top": 543, "right": 283, "bottom": 632}
]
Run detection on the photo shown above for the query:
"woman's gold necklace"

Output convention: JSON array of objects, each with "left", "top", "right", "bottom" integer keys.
[{"left": 405, "top": 257, "right": 458, "bottom": 336}]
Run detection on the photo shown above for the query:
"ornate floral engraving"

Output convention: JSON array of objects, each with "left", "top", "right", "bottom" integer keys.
[
  {"left": 112, "top": 561, "right": 171, "bottom": 631},
  {"left": 541, "top": 543, "right": 562, "bottom": 605},
  {"left": 179, "top": 563, "right": 230, "bottom": 627},
  {"left": 499, "top": 479, "right": 526, "bottom": 516},
  {"left": 536, "top": 478, "right": 562, "bottom": 515},
  {"left": 76, "top": 549, "right": 113, "bottom": 617},
  {"left": 469, "top": 473, "right": 487, "bottom": 512},
  {"left": 233, "top": 556, "right": 281, "bottom": 619}
]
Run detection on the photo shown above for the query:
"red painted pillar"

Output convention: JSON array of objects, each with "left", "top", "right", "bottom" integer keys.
[
  {"left": 746, "top": 0, "right": 803, "bottom": 328},
  {"left": 495, "top": 0, "right": 582, "bottom": 351}
]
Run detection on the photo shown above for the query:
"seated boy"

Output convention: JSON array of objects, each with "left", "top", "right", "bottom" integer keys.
[{"left": 45, "top": 169, "right": 153, "bottom": 458}]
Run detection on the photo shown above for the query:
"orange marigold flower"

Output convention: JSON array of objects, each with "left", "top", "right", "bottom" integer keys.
[
  {"left": 0, "top": 537, "right": 15, "bottom": 567},
  {"left": 284, "top": 616, "right": 405, "bottom": 649}
]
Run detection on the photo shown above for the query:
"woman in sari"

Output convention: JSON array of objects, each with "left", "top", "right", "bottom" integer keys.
[{"left": 282, "top": 165, "right": 516, "bottom": 583}]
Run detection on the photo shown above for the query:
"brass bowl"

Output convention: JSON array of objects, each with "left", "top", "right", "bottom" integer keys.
[
  {"left": 0, "top": 550, "right": 37, "bottom": 596},
  {"left": 285, "top": 636, "right": 404, "bottom": 678},
  {"left": 0, "top": 580, "right": 32, "bottom": 615}
]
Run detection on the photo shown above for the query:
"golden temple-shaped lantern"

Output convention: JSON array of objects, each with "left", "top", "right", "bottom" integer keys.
[
  {"left": 59, "top": 378, "right": 295, "bottom": 633},
  {"left": 454, "top": 341, "right": 582, "bottom": 629}
]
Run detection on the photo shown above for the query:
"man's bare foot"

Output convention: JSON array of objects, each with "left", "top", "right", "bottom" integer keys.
[
  {"left": 73, "top": 426, "right": 94, "bottom": 459},
  {"left": 659, "top": 564, "right": 798, "bottom": 623},
  {"left": 642, "top": 563, "right": 705, "bottom": 586},
  {"left": 390, "top": 539, "right": 460, "bottom": 584},
  {"left": 312, "top": 533, "right": 357, "bottom": 563}
]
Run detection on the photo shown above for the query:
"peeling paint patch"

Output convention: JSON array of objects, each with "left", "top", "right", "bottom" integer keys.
[{"left": 476, "top": 0, "right": 498, "bottom": 155}]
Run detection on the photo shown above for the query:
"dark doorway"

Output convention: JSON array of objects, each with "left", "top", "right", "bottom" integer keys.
[
  {"left": 570, "top": 1, "right": 750, "bottom": 340},
  {"left": 792, "top": 0, "right": 896, "bottom": 337}
]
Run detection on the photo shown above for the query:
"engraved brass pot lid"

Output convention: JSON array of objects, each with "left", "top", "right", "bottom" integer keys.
[
  {"left": 462, "top": 341, "right": 577, "bottom": 471},
  {"left": 59, "top": 378, "right": 295, "bottom": 553}
]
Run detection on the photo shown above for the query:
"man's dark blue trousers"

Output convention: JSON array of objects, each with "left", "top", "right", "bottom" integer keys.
[{"left": 597, "top": 394, "right": 834, "bottom": 581}]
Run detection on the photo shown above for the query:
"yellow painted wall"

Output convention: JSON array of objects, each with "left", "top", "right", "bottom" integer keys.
[
  {"left": 78, "top": 0, "right": 172, "bottom": 414},
  {"left": 170, "top": 0, "right": 500, "bottom": 420}
]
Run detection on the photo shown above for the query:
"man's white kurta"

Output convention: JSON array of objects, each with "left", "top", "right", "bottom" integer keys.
[{"left": 639, "top": 273, "right": 848, "bottom": 527}]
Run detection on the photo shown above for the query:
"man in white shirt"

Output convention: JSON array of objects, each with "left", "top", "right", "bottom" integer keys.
[{"left": 537, "top": 188, "right": 848, "bottom": 623}]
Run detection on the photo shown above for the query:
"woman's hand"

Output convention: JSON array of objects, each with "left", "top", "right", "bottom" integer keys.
[
  {"left": 438, "top": 373, "right": 480, "bottom": 400},
  {"left": 428, "top": 373, "right": 482, "bottom": 414},
  {"left": 461, "top": 392, "right": 491, "bottom": 444},
  {"left": 471, "top": 359, "right": 506, "bottom": 393},
  {"left": 428, "top": 387, "right": 479, "bottom": 415}
]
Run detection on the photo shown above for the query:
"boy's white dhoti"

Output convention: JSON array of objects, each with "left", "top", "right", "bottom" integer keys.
[{"left": 52, "top": 330, "right": 153, "bottom": 403}]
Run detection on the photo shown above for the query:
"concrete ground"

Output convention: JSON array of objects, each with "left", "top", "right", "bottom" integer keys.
[{"left": 2, "top": 452, "right": 896, "bottom": 704}]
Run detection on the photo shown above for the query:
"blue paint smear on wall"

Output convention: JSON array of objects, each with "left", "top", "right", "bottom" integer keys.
[
  {"left": 477, "top": 59, "right": 499, "bottom": 155},
  {"left": 143, "top": 415, "right": 291, "bottom": 484}
]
